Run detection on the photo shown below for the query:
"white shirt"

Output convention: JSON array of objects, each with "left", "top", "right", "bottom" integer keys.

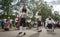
[
  {"left": 46, "top": 18, "right": 54, "bottom": 24},
  {"left": 18, "top": 7, "right": 33, "bottom": 18},
  {"left": 18, "top": 7, "right": 28, "bottom": 16},
  {"left": 35, "top": 15, "right": 41, "bottom": 21},
  {"left": 45, "top": 18, "right": 55, "bottom": 27},
  {"left": 38, "top": 16, "right": 41, "bottom": 21}
]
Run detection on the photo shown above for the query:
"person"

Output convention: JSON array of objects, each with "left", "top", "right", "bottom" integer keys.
[
  {"left": 45, "top": 16, "right": 55, "bottom": 32},
  {"left": 35, "top": 11, "right": 42, "bottom": 32},
  {"left": 27, "top": 19, "right": 31, "bottom": 29},
  {"left": 15, "top": 16, "right": 21, "bottom": 30},
  {"left": 4, "top": 17, "right": 11, "bottom": 31},
  {"left": 1, "top": 20, "right": 5, "bottom": 29},
  {"left": 18, "top": 5, "right": 30, "bottom": 35},
  {"left": 54, "top": 21, "right": 58, "bottom": 28}
]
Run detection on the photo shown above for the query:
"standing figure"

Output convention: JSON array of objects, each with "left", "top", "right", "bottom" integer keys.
[
  {"left": 37, "top": 13, "right": 42, "bottom": 32},
  {"left": 1, "top": 20, "right": 5, "bottom": 29},
  {"left": 35, "top": 12, "right": 42, "bottom": 32},
  {"left": 18, "top": 5, "right": 30, "bottom": 35}
]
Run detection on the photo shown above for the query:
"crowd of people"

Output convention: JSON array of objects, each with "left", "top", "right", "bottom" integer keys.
[{"left": 0, "top": 5, "right": 60, "bottom": 35}]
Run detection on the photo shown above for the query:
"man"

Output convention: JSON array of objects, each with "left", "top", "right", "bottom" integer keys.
[
  {"left": 37, "top": 13, "right": 42, "bottom": 32},
  {"left": 45, "top": 16, "right": 55, "bottom": 32},
  {"left": 1, "top": 20, "right": 5, "bottom": 29},
  {"left": 18, "top": 5, "right": 30, "bottom": 35},
  {"left": 35, "top": 12, "right": 42, "bottom": 32}
]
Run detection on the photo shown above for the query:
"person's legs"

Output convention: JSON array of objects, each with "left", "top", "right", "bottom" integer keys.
[
  {"left": 47, "top": 24, "right": 53, "bottom": 32},
  {"left": 23, "top": 18, "right": 26, "bottom": 35},
  {"left": 38, "top": 21, "right": 42, "bottom": 32},
  {"left": 19, "top": 18, "right": 27, "bottom": 35},
  {"left": 38, "top": 26, "right": 42, "bottom": 32},
  {"left": 2, "top": 25, "right": 5, "bottom": 29},
  {"left": 1, "top": 25, "right": 3, "bottom": 29},
  {"left": 29, "top": 22, "right": 31, "bottom": 29},
  {"left": 19, "top": 26, "right": 22, "bottom": 34},
  {"left": 19, "top": 18, "right": 23, "bottom": 35},
  {"left": 47, "top": 24, "right": 50, "bottom": 31},
  {"left": 10, "top": 24, "right": 12, "bottom": 28},
  {"left": 51, "top": 24, "right": 54, "bottom": 32},
  {"left": 23, "top": 27, "right": 26, "bottom": 35},
  {"left": 3, "top": 25, "right": 4, "bottom": 29}
]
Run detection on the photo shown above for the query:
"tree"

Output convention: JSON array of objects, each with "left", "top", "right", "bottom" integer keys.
[
  {"left": 41, "top": 2, "right": 53, "bottom": 21},
  {"left": 53, "top": 11, "right": 60, "bottom": 21},
  {"left": 1, "top": 0, "right": 60, "bottom": 21},
  {"left": 29, "top": 0, "right": 53, "bottom": 21},
  {"left": 2, "top": 0, "right": 12, "bottom": 18}
]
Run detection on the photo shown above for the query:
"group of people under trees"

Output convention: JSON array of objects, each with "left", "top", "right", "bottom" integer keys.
[{"left": 0, "top": 4, "right": 58, "bottom": 36}]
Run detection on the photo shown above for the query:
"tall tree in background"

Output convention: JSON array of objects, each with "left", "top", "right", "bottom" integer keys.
[
  {"left": 41, "top": 2, "right": 53, "bottom": 21},
  {"left": 28, "top": 0, "right": 53, "bottom": 21},
  {"left": 2, "top": 0, "right": 12, "bottom": 18}
]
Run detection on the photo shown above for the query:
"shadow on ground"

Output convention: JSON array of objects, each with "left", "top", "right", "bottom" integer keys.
[
  {"left": 47, "top": 31, "right": 57, "bottom": 35},
  {"left": 29, "top": 32, "right": 40, "bottom": 37}
]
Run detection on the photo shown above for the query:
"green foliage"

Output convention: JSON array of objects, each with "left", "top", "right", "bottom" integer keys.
[
  {"left": 0, "top": 0, "right": 60, "bottom": 21},
  {"left": 2, "top": 0, "right": 12, "bottom": 17},
  {"left": 0, "top": 14, "right": 16, "bottom": 20},
  {"left": 41, "top": 5, "right": 52, "bottom": 21}
]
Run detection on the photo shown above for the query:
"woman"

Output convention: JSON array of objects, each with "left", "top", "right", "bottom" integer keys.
[{"left": 4, "top": 17, "right": 11, "bottom": 31}]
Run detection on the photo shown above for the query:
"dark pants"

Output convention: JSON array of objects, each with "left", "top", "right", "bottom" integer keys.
[
  {"left": 20, "top": 18, "right": 26, "bottom": 27},
  {"left": 10, "top": 24, "right": 12, "bottom": 28},
  {"left": 37, "top": 21, "right": 42, "bottom": 27},
  {"left": 47, "top": 24, "right": 52, "bottom": 29},
  {"left": 1, "top": 25, "right": 4, "bottom": 29}
]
